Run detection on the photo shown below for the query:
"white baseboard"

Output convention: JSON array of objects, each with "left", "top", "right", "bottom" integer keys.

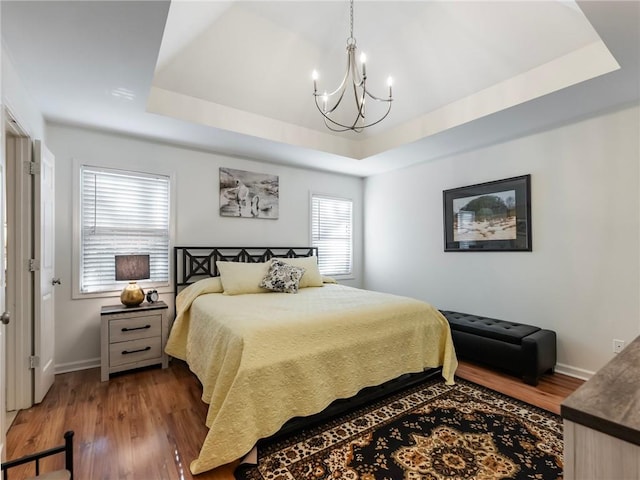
[
  {"left": 55, "top": 357, "right": 100, "bottom": 374},
  {"left": 555, "top": 362, "right": 594, "bottom": 381}
]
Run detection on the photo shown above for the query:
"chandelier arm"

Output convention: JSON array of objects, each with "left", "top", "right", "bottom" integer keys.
[
  {"left": 312, "top": 80, "right": 348, "bottom": 115},
  {"left": 350, "top": 84, "right": 366, "bottom": 131},
  {"left": 325, "top": 87, "right": 348, "bottom": 115},
  {"left": 314, "top": 99, "right": 356, "bottom": 132},
  {"left": 325, "top": 119, "right": 354, "bottom": 133},
  {"left": 363, "top": 87, "right": 392, "bottom": 102},
  {"left": 313, "top": 96, "right": 390, "bottom": 131},
  {"left": 313, "top": 53, "right": 350, "bottom": 115},
  {"left": 313, "top": 86, "right": 348, "bottom": 111},
  {"left": 323, "top": 53, "right": 353, "bottom": 98},
  {"left": 348, "top": 46, "right": 363, "bottom": 86},
  {"left": 320, "top": 80, "right": 349, "bottom": 99},
  {"left": 358, "top": 101, "right": 392, "bottom": 128},
  {"left": 314, "top": 92, "right": 348, "bottom": 121},
  {"left": 349, "top": 48, "right": 367, "bottom": 129},
  {"left": 351, "top": 82, "right": 363, "bottom": 117},
  {"left": 317, "top": 103, "right": 356, "bottom": 132},
  {"left": 314, "top": 51, "right": 350, "bottom": 114}
]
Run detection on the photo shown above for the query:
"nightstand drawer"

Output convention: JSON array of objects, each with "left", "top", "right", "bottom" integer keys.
[
  {"left": 109, "top": 337, "right": 162, "bottom": 367},
  {"left": 109, "top": 314, "right": 162, "bottom": 343}
]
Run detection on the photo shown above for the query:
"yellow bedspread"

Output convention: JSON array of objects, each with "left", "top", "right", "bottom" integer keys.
[{"left": 165, "top": 283, "right": 457, "bottom": 474}]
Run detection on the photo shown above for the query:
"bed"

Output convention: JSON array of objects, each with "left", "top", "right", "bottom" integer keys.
[{"left": 165, "top": 246, "right": 458, "bottom": 475}]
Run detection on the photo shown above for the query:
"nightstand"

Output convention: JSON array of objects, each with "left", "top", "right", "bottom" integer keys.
[{"left": 100, "top": 301, "right": 169, "bottom": 382}]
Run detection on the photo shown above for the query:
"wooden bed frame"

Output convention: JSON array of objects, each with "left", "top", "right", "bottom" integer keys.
[{"left": 172, "top": 246, "right": 443, "bottom": 440}]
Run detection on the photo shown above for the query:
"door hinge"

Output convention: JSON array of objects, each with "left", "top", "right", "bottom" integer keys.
[
  {"left": 29, "top": 355, "right": 40, "bottom": 369},
  {"left": 28, "top": 258, "right": 41, "bottom": 272},
  {"left": 24, "top": 161, "right": 41, "bottom": 175}
]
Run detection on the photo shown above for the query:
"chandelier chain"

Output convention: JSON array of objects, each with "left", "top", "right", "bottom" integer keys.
[{"left": 350, "top": 0, "right": 354, "bottom": 40}]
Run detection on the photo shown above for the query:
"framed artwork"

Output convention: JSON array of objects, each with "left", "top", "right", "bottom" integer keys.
[
  {"left": 219, "top": 167, "right": 279, "bottom": 219},
  {"left": 443, "top": 175, "right": 531, "bottom": 252}
]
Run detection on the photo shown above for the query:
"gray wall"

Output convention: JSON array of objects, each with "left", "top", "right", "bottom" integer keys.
[{"left": 364, "top": 104, "right": 640, "bottom": 378}]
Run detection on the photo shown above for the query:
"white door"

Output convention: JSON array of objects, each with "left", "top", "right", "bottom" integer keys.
[
  {"left": 0, "top": 161, "right": 7, "bottom": 459},
  {"left": 33, "top": 141, "right": 55, "bottom": 403}
]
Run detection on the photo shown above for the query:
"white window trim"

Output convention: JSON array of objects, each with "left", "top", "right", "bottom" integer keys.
[
  {"left": 71, "top": 159, "right": 176, "bottom": 299},
  {"left": 309, "top": 191, "right": 354, "bottom": 280}
]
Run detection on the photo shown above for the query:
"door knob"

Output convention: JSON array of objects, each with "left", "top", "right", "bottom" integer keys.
[
  {"left": 1, "top": 311, "right": 10, "bottom": 325},
  {"left": 52, "top": 278, "right": 61, "bottom": 286}
]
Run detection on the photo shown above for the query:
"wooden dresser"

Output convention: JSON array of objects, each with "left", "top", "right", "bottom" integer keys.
[
  {"left": 561, "top": 334, "right": 640, "bottom": 479},
  {"left": 100, "top": 301, "right": 169, "bottom": 382}
]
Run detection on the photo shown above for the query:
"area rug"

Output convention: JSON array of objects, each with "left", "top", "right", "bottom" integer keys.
[{"left": 235, "top": 377, "right": 563, "bottom": 480}]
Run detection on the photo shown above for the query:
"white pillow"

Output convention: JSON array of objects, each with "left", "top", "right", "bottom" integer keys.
[
  {"left": 216, "top": 261, "right": 270, "bottom": 295},
  {"left": 279, "top": 256, "right": 323, "bottom": 288}
]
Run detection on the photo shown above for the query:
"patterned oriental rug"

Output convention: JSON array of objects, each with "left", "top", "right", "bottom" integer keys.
[{"left": 235, "top": 377, "right": 563, "bottom": 480}]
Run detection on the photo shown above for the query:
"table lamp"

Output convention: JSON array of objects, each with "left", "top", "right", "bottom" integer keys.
[{"left": 115, "top": 254, "right": 150, "bottom": 307}]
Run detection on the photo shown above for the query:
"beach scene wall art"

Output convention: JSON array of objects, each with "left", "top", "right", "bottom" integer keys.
[{"left": 219, "top": 167, "right": 279, "bottom": 219}]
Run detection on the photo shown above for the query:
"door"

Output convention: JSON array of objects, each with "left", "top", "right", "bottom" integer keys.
[
  {"left": 0, "top": 161, "right": 6, "bottom": 459},
  {"left": 33, "top": 141, "right": 55, "bottom": 403}
]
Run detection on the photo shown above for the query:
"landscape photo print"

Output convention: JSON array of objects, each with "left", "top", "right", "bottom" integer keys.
[
  {"left": 443, "top": 175, "right": 531, "bottom": 251},
  {"left": 219, "top": 167, "right": 279, "bottom": 219},
  {"left": 453, "top": 190, "right": 516, "bottom": 242}
]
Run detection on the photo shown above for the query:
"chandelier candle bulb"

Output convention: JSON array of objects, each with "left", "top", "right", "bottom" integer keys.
[
  {"left": 360, "top": 52, "right": 367, "bottom": 77},
  {"left": 388, "top": 76, "right": 393, "bottom": 97},
  {"left": 312, "top": 70, "right": 318, "bottom": 92}
]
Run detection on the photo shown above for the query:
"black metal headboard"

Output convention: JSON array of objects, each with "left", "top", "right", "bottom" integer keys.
[{"left": 173, "top": 246, "right": 318, "bottom": 292}]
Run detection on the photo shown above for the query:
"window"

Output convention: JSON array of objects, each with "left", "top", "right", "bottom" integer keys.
[
  {"left": 80, "top": 166, "right": 170, "bottom": 293},
  {"left": 311, "top": 194, "right": 353, "bottom": 277}
]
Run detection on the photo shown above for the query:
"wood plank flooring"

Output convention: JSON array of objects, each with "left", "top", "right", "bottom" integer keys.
[{"left": 6, "top": 360, "right": 583, "bottom": 480}]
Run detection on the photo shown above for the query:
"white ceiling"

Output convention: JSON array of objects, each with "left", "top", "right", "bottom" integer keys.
[{"left": 2, "top": 1, "right": 639, "bottom": 177}]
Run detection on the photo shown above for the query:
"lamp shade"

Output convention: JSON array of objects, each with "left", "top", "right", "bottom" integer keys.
[
  {"left": 115, "top": 255, "right": 149, "bottom": 307},
  {"left": 115, "top": 254, "right": 150, "bottom": 281}
]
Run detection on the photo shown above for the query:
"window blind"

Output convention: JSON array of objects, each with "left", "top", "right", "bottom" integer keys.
[
  {"left": 80, "top": 167, "right": 170, "bottom": 293},
  {"left": 311, "top": 194, "right": 353, "bottom": 276}
]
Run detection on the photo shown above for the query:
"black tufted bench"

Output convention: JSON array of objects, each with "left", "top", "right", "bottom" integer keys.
[{"left": 440, "top": 310, "right": 557, "bottom": 385}]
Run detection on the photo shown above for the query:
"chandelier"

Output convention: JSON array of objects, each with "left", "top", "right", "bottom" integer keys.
[{"left": 312, "top": 0, "right": 393, "bottom": 133}]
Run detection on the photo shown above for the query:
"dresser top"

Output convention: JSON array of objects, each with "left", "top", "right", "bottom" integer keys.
[
  {"left": 561, "top": 334, "right": 640, "bottom": 446},
  {"left": 101, "top": 301, "right": 168, "bottom": 315}
]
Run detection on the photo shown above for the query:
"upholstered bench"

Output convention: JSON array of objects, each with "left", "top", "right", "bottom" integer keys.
[{"left": 440, "top": 310, "right": 556, "bottom": 386}]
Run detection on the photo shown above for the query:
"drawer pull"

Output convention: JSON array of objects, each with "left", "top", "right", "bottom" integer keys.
[
  {"left": 122, "top": 346, "right": 151, "bottom": 355},
  {"left": 121, "top": 325, "right": 151, "bottom": 332}
]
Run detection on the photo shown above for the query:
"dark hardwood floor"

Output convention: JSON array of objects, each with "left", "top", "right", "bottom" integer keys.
[{"left": 5, "top": 360, "right": 583, "bottom": 480}]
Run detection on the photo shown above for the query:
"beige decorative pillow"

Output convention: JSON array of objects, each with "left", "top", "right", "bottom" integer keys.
[
  {"left": 279, "top": 256, "right": 323, "bottom": 288},
  {"left": 216, "top": 261, "right": 270, "bottom": 295}
]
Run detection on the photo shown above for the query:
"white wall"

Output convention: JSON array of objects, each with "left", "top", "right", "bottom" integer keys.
[
  {"left": 364, "top": 104, "right": 640, "bottom": 379},
  {"left": 2, "top": 47, "right": 45, "bottom": 140},
  {"left": 47, "top": 123, "right": 364, "bottom": 372}
]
